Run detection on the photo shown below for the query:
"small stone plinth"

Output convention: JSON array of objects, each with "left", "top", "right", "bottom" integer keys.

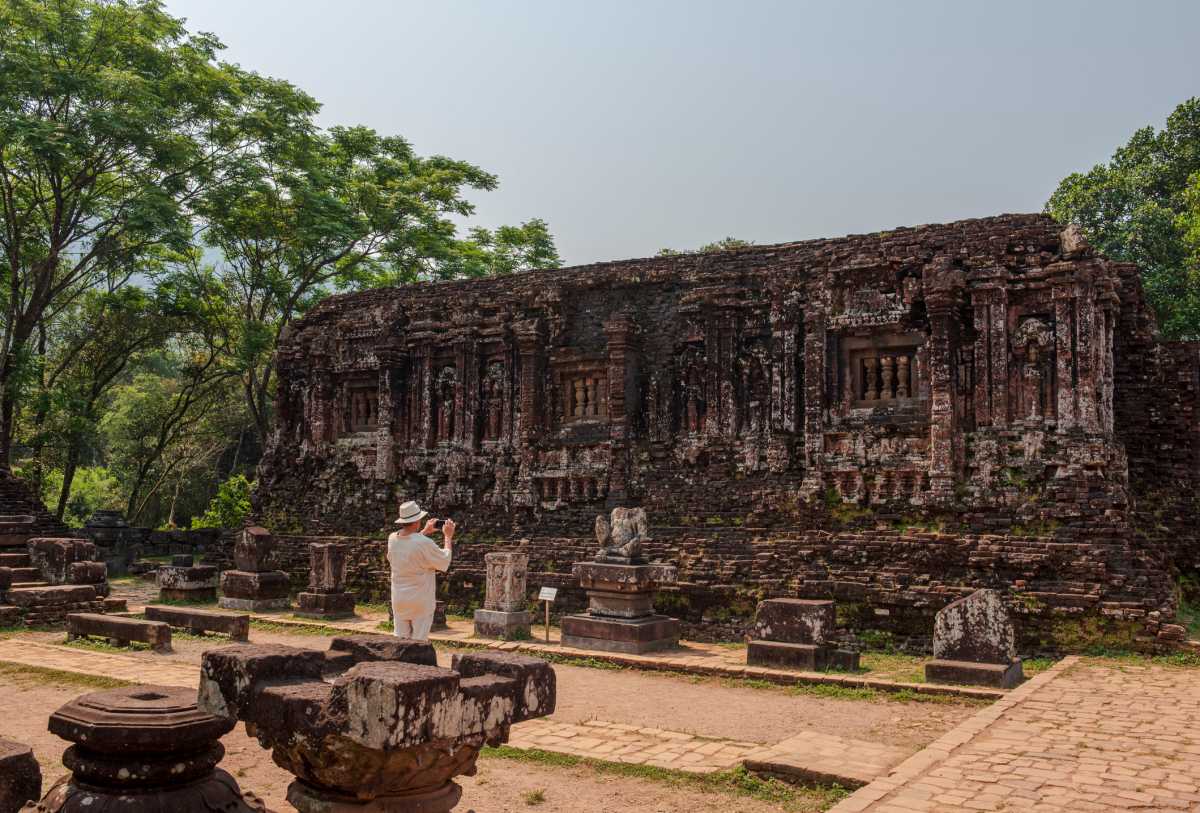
[
  {"left": 157, "top": 561, "right": 218, "bottom": 603},
  {"left": 218, "top": 526, "right": 290, "bottom": 612},
  {"left": 0, "top": 737, "right": 41, "bottom": 812},
  {"left": 924, "top": 589, "right": 1024, "bottom": 688},
  {"left": 25, "top": 685, "right": 265, "bottom": 812},
  {"left": 295, "top": 590, "right": 355, "bottom": 619},
  {"left": 560, "top": 561, "right": 680, "bottom": 654},
  {"left": 746, "top": 598, "right": 859, "bottom": 672},
  {"left": 473, "top": 551, "right": 532, "bottom": 639},
  {"left": 199, "top": 636, "right": 556, "bottom": 813},
  {"left": 218, "top": 571, "right": 290, "bottom": 611},
  {"left": 473, "top": 608, "right": 533, "bottom": 639},
  {"left": 432, "top": 600, "right": 449, "bottom": 631},
  {"left": 294, "top": 543, "right": 355, "bottom": 620},
  {"left": 924, "top": 658, "right": 1024, "bottom": 689}
]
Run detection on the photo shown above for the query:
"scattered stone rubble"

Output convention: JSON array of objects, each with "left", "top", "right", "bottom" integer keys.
[
  {"left": 219, "top": 526, "right": 290, "bottom": 611},
  {"left": 0, "top": 539, "right": 109, "bottom": 628},
  {"left": 925, "top": 588, "right": 1025, "bottom": 688},
  {"left": 473, "top": 551, "right": 532, "bottom": 639},
  {"left": 198, "top": 635, "right": 556, "bottom": 813}
]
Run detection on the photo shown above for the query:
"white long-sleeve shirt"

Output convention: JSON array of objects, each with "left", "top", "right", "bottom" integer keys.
[{"left": 387, "top": 531, "right": 452, "bottom": 619}]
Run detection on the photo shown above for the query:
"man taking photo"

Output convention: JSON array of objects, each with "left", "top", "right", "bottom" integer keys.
[{"left": 387, "top": 500, "right": 455, "bottom": 640}]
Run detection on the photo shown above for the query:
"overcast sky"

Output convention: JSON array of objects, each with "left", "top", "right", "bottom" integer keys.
[{"left": 163, "top": 1, "right": 1200, "bottom": 266}]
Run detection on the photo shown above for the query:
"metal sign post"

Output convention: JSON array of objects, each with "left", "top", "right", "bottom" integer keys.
[{"left": 538, "top": 586, "right": 557, "bottom": 642}]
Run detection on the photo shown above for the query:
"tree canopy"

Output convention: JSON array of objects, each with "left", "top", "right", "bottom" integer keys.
[{"left": 1046, "top": 97, "right": 1200, "bottom": 340}]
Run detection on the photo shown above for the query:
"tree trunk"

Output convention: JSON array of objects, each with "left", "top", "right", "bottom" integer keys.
[{"left": 56, "top": 445, "right": 80, "bottom": 521}]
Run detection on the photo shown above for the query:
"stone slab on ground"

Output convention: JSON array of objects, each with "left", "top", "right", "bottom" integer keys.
[
  {"left": 924, "top": 658, "right": 1023, "bottom": 689},
  {"left": 144, "top": 605, "right": 250, "bottom": 641},
  {"left": 508, "top": 718, "right": 907, "bottom": 788},
  {"left": 744, "top": 733, "right": 909, "bottom": 789},
  {"left": 66, "top": 612, "right": 172, "bottom": 653},
  {"left": 830, "top": 655, "right": 1200, "bottom": 812},
  {"left": 560, "top": 613, "right": 680, "bottom": 654}
]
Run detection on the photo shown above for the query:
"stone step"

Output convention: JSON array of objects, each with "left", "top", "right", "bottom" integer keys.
[
  {"left": 6, "top": 584, "right": 99, "bottom": 606},
  {"left": 11, "top": 581, "right": 48, "bottom": 589},
  {"left": 0, "top": 553, "right": 31, "bottom": 567},
  {"left": 7, "top": 567, "right": 38, "bottom": 582}
]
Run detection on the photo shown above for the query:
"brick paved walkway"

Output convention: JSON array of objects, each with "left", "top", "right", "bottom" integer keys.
[
  {"left": 0, "top": 638, "right": 197, "bottom": 687},
  {"left": 832, "top": 656, "right": 1200, "bottom": 812}
]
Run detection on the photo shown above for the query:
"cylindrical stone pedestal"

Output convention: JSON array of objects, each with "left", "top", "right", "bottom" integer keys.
[
  {"left": 287, "top": 779, "right": 461, "bottom": 813},
  {"left": 25, "top": 685, "right": 266, "bottom": 812}
]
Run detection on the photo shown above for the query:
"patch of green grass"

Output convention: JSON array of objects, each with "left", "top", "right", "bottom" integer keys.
[
  {"left": 536, "top": 652, "right": 627, "bottom": 671},
  {"left": 1021, "top": 657, "right": 1056, "bottom": 676},
  {"left": 481, "top": 746, "right": 848, "bottom": 810},
  {"left": 356, "top": 602, "right": 390, "bottom": 615},
  {"left": 250, "top": 619, "right": 335, "bottom": 637},
  {"left": 153, "top": 596, "right": 219, "bottom": 608},
  {"left": 0, "top": 660, "right": 134, "bottom": 689},
  {"left": 1083, "top": 649, "right": 1200, "bottom": 668},
  {"left": 858, "top": 651, "right": 926, "bottom": 684},
  {"left": 715, "top": 641, "right": 747, "bottom": 650},
  {"left": 723, "top": 676, "right": 986, "bottom": 706},
  {"left": 1178, "top": 592, "right": 1200, "bottom": 640},
  {"left": 62, "top": 635, "right": 154, "bottom": 653}
]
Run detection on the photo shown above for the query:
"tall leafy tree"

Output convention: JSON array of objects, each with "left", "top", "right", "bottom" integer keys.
[
  {"left": 1047, "top": 98, "right": 1200, "bottom": 340},
  {"left": 198, "top": 126, "right": 560, "bottom": 448},
  {"left": 0, "top": 0, "right": 316, "bottom": 466}
]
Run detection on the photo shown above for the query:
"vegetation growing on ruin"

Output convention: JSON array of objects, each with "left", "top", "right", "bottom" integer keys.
[{"left": 0, "top": 660, "right": 133, "bottom": 690}]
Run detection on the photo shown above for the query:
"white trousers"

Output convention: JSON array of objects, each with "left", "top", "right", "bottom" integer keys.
[{"left": 393, "top": 612, "right": 434, "bottom": 641}]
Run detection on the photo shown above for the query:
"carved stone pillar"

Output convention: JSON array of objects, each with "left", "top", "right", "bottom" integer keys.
[
  {"left": 604, "top": 312, "right": 638, "bottom": 504},
  {"left": 924, "top": 261, "right": 966, "bottom": 503},
  {"left": 801, "top": 307, "right": 827, "bottom": 484},
  {"left": 969, "top": 281, "right": 1007, "bottom": 428},
  {"left": 514, "top": 320, "right": 545, "bottom": 446}
]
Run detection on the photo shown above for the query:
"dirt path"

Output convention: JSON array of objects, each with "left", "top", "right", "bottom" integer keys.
[
  {"left": 0, "top": 678, "right": 830, "bottom": 813},
  {"left": 16, "top": 626, "right": 974, "bottom": 752}
]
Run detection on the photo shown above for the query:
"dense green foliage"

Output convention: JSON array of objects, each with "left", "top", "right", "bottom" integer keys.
[
  {"left": 1, "top": 0, "right": 560, "bottom": 528},
  {"left": 1047, "top": 98, "right": 1200, "bottom": 340}
]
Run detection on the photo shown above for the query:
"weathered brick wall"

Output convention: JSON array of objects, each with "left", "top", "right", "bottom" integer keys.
[{"left": 206, "top": 524, "right": 1177, "bottom": 653}]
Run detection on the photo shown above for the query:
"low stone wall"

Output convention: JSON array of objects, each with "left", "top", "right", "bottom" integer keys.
[{"left": 204, "top": 525, "right": 1176, "bottom": 654}]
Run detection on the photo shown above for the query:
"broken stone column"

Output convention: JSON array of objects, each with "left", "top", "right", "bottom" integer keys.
[
  {"left": 198, "top": 635, "right": 556, "bottom": 813},
  {"left": 924, "top": 588, "right": 1024, "bottom": 689},
  {"left": 560, "top": 508, "right": 680, "bottom": 653},
  {"left": 296, "top": 542, "right": 356, "bottom": 620},
  {"left": 473, "top": 551, "right": 532, "bottom": 639},
  {"left": 157, "top": 552, "right": 218, "bottom": 603},
  {"left": 24, "top": 685, "right": 266, "bottom": 812},
  {"left": 746, "top": 599, "right": 859, "bottom": 671},
  {"left": 0, "top": 738, "right": 41, "bottom": 813},
  {"left": 218, "top": 526, "right": 290, "bottom": 611}
]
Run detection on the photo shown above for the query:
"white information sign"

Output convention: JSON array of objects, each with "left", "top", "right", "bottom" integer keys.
[{"left": 538, "top": 586, "right": 558, "bottom": 602}]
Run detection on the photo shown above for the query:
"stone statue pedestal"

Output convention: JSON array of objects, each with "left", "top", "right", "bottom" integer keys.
[
  {"left": 218, "top": 526, "right": 290, "bottom": 612},
  {"left": 157, "top": 554, "right": 217, "bottom": 603},
  {"left": 295, "top": 543, "right": 356, "bottom": 620},
  {"left": 560, "top": 561, "right": 680, "bottom": 654},
  {"left": 924, "top": 589, "right": 1025, "bottom": 689},
  {"left": 473, "top": 551, "right": 531, "bottom": 640}
]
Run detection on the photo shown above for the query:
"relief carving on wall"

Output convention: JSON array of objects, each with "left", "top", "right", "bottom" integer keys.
[{"left": 1012, "top": 317, "right": 1054, "bottom": 421}]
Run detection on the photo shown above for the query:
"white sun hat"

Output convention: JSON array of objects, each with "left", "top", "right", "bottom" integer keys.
[{"left": 395, "top": 500, "right": 429, "bottom": 525}]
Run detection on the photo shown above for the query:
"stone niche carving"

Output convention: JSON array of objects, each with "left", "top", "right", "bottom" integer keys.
[
  {"left": 1011, "top": 316, "right": 1055, "bottom": 421},
  {"left": 840, "top": 333, "right": 925, "bottom": 408},
  {"left": 345, "top": 383, "right": 379, "bottom": 433},
  {"left": 480, "top": 361, "right": 507, "bottom": 442},
  {"left": 433, "top": 365, "right": 458, "bottom": 443}
]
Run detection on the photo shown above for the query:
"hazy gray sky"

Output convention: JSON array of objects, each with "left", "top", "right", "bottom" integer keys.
[{"left": 164, "top": 1, "right": 1199, "bottom": 266}]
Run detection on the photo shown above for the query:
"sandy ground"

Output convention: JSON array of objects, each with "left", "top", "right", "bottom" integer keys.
[{"left": 1, "top": 622, "right": 977, "bottom": 811}]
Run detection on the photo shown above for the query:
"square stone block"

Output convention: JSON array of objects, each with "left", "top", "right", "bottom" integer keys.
[
  {"left": 234, "top": 526, "right": 275, "bottom": 572},
  {"left": 296, "top": 591, "right": 356, "bottom": 619},
  {"left": 751, "top": 598, "right": 836, "bottom": 645},
  {"left": 747, "top": 640, "right": 829, "bottom": 671},
  {"left": 560, "top": 613, "right": 679, "bottom": 654},
  {"left": 473, "top": 608, "right": 532, "bottom": 639},
  {"left": 220, "top": 569, "right": 290, "bottom": 602},
  {"left": 925, "top": 658, "right": 1024, "bottom": 689}
]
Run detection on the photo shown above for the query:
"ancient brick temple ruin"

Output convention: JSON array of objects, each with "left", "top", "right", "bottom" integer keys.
[{"left": 254, "top": 214, "right": 1200, "bottom": 650}]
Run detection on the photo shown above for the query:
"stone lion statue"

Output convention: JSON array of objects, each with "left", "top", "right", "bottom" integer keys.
[{"left": 594, "top": 507, "right": 650, "bottom": 564}]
